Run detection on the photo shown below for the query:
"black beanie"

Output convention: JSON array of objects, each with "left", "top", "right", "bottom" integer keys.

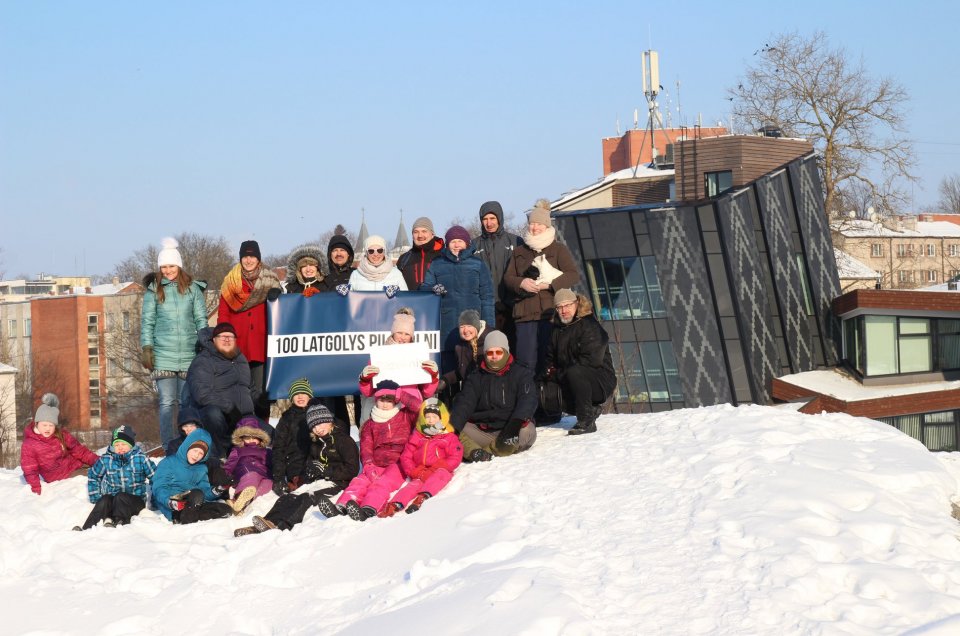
[{"left": 239, "top": 240, "right": 261, "bottom": 261}]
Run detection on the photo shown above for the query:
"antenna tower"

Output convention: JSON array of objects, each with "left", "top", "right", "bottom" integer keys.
[{"left": 634, "top": 50, "right": 670, "bottom": 176}]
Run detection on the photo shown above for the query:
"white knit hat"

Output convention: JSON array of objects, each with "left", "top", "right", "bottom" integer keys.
[{"left": 157, "top": 237, "right": 183, "bottom": 268}]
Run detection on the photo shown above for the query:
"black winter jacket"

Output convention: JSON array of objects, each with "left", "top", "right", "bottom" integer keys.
[
  {"left": 186, "top": 327, "right": 255, "bottom": 415},
  {"left": 474, "top": 201, "right": 522, "bottom": 309},
  {"left": 272, "top": 404, "right": 312, "bottom": 483},
  {"left": 546, "top": 295, "right": 617, "bottom": 395},
  {"left": 449, "top": 356, "right": 538, "bottom": 432},
  {"left": 322, "top": 234, "right": 355, "bottom": 291},
  {"left": 397, "top": 236, "right": 444, "bottom": 290},
  {"left": 306, "top": 430, "right": 360, "bottom": 490}
]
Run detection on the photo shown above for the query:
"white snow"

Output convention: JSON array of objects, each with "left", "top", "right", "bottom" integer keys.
[
  {"left": 779, "top": 368, "right": 960, "bottom": 401},
  {"left": 5, "top": 405, "right": 960, "bottom": 635},
  {"left": 835, "top": 219, "right": 960, "bottom": 238},
  {"left": 834, "top": 249, "right": 878, "bottom": 280}
]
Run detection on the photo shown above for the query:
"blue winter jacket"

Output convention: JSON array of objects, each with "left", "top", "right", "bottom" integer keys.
[
  {"left": 152, "top": 428, "right": 218, "bottom": 520},
  {"left": 141, "top": 274, "right": 208, "bottom": 373},
  {"left": 86, "top": 445, "right": 156, "bottom": 503},
  {"left": 421, "top": 244, "right": 495, "bottom": 351}
]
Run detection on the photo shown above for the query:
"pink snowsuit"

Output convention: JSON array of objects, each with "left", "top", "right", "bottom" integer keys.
[
  {"left": 21, "top": 424, "right": 98, "bottom": 495},
  {"left": 390, "top": 428, "right": 463, "bottom": 508},
  {"left": 337, "top": 387, "right": 422, "bottom": 512}
]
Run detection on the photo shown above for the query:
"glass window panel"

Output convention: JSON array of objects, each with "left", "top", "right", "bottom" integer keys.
[
  {"left": 641, "top": 257, "right": 666, "bottom": 317},
  {"left": 881, "top": 414, "right": 922, "bottom": 441},
  {"left": 924, "top": 411, "right": 954, "bottom": 424},
  {"left": 586, "top": 261, "right": 612, "bottom": 321},
  {"left": 899, "top": 335, "right": 932, "bottom": 373},
  {"left": 639, "top": 341, "right": 669, "bottom": 401},
  {"left": 621, "top": 257, "right": 650, "bottom": 319},
  {"left": 621, "top": 343, "right": 649, "bottom": 404},
  {"left": 659, "top": 341, "right": 684, "bottom": 401},
  {"left": 937, "top": 319, "right": 960, "bottom": 334},
  {"left": 865, "top": 316, "right": 897, "bottom": 375},
  {"left": 601, "top": 259, "right": 632, "bottom": 320},
  {"left": 899, "top": 318, "right": 929, "bottom": 335},
  {"left": 938, "top": 334, "right": 960, "bottom": 371},
  {"left": 924, "top": 423, "right": 957, "bottom": 452}
]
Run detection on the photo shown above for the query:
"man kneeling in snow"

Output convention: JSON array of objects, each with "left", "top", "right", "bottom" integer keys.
[{"left": 448, "top": 330, "right": 537, "bottom": 462}]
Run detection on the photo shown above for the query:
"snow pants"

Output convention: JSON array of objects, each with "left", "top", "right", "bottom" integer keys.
[
  {"left": 337, "top": 463, "right": 405, "bottom": 512},
  {"left": 81, "top": 492, "right": 145, "bottom": 529},
  {"left": 389, "top": 468, "right": 453, "bottom": 508},
  {"left": 235, "top": 472, "right": 273, "bottom": 499},
  {"left": 459, "top": 421, "right": 536, "bottom": 457}
]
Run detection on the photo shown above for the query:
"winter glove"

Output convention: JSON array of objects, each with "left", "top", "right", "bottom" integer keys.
[
  {"left": 31, "top": 485, "right": 41, "bottom": 495},
  {"left": 267, "top": 287, "right": 281, "bottom": 301},
  {"left": 360, "top": 365, "right": 379, "bottom": 383},
  {"left": 383, "top": 284, "right": 400, "bottom": 299},
  {"left": 141, "top": 346, "right": 154, "bottom": 371},
  {"left": 211, "top": 484, "right": 228, "bottom": 499},
  {"left": 272, "top": 481, "right": 289, "bottom": 496},
  {"left": 304, "top": 460, "right": 326, "bottom": 482},
  {"left": 431, "top": 283, "right": 447, "bottom": 296},
  {"left": 421, "top": 360, "right": 438, "bottom": 382},
  {"left": 335, "top": 284, "right": 351, "bottom": 296},
  {"left": 303, "top": 286, "right": 320, "bottom": 298},
  {"left": 496, "top": 418, "right": 525, "bottom": 449},
  {"left": 436, "top": 377, "right": 447, "bottom": 394}
]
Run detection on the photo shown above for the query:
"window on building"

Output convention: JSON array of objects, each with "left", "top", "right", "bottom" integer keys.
[
  {"left": 897, "top": 270, "right": 914, "bottom": 284},
  {"left": 588, "top": 257, "right": 665, "bottom": 321},
  {"left": 928, "top": 270, "right": 938, "bottom": 283},
  {"left": 871, "top": 243, "right": 883, "bottom": 257},
  {"left": 880, "top": 411, "right": 958, "bottom": 452},
  {"left": 89, "top": 378, "right": 100, "bottom": 400},
  {"left": 23, "top": 318, "right": 30, "bottom": 337},
  {"left": 864, "top": 316, "right": 898, "bottom": 375},
  {"left": 928, "top": 244, "right": 936, "bottom": 257},
  {"left": 122, "top": 311, "right": 131, "bottom": 332},
  {"left": 7, "top": 319, "right": 15, "bottom": 338},
  {"left": 704, "top": 171, "right": 733, "bottom": 197},
  {"left": 952, "top": 270, "right": 960, "bottom": 282},
  {"left": 87, "top": 313, "right": 98, "bottom": 336},
  {"left": 951, "top": 245, "right": 960, "bottom": 257},
  {"left": 898, "top": 318, "right": 932, "bottom": 373},
  {"left": 937, "top": 319, "right": 960, "bottom": 370}
]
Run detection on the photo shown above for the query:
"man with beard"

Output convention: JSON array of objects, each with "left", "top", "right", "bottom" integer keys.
[
  {"left": 397, "top": 217, "right": 444, "bottom": 290},
  {"left": 322, "top": 233, "right": 355, "bottom": 291},
  {"left": 187, "top": 323, "right": 256, "bottom": 458},
  {"left": 543, "top": 289, "right": 616, "bottom": 436}
]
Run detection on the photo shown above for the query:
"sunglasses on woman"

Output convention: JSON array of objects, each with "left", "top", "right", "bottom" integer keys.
[{"left": 367, "top": 248, "right": 385, "bottom": 254}]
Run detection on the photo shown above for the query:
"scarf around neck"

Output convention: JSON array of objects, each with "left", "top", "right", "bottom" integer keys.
[
  {"left": 371, "top": 404, "right": 401, "bottom": 423},
  {"left": 523, "top": 226, "right": 556, "bottom": 253},
  {"left": 221, "top": 263, "right": 280, "bottom": 312},
  {"left": 356, "top": 255, "right": 395, "bottom": 283}
]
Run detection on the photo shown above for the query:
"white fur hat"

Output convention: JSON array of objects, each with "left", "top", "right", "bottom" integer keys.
[{"left": 157, "top": 237, "right": 183, "bottom": 268}]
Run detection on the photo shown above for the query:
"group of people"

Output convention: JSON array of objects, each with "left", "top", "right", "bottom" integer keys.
[{"left": 20, "top": 198, "right": 617, "bottom": 532}]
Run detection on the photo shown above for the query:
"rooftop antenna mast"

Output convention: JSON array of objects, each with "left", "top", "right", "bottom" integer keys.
[{"left": 634, "top": 50, "right": 669, "bottom": 176}]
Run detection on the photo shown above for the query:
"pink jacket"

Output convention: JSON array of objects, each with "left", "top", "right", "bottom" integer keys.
[
  {"left": 399, "top": 430, "right": 463, "bottom": 481},
  {"left": 359, "top": 389, "right": 422, "bottom": 469},
  {"left": 21, "top": 424, "right": 98, "bottom": 494}
]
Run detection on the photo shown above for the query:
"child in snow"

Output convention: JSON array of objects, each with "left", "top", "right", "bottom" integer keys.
[
  {"left": 379, "top": 397, "right": 463, "bottom": 517},
  {"left": 437, "top": 309, "right": 490, "bottom": 402},
  {"left": 165, "top": 406, "right": 233, "bottom": 489},
  {"left": 235, "top": 402, "right": 360, "bottom": 536},
  {"left": 21, "top": 393, "right": 99, "bottom": 495},
  {"left": 74, "top": 425, "right": 156, "bottom": 530},
  {"left": 223, "top": 415, "right": 273, "bottom": 514},
  {"left": 271, "top": 378, "right": 315, "bottom": 495},
  {"left": 356, "top": 307, "right": 439, "bottom": 428},
  {"left": 314, "top": 379, "right": 422, "bottom": 522},
  {"left": 152, "top": 428, "right": 232, "bottom": 524}
]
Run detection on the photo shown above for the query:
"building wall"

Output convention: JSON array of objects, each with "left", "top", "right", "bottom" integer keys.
[
  {"left": 836, "top": 233, "right": 960, "bottom": 289},
  {"left": 555, "top": 153, "right": 838, "bottom": 410},
  {"left": 612, "top": 179, "right": 673, "bottom": 207},
  {"left": 602, "top": 126, "right": 727, "bottom": 175},
  {"left": 675, "top": 136, "right": 813, "bottom": 201},
  {"left": 0, "top": 368, "right": 15, "bottom": 448},
  {"left": 0, "top": 301, "right": 31, "bottom": 384}
]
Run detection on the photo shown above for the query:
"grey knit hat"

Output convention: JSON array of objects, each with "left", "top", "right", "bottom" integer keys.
[
  {"left": 34, "top": 393, "right": 60, "bottom": 426},
  {"left": 528, "top": 198, "right": 552, "bottom": 227},
  {"left": 412, "top": 217, "right": 435, "bottom": 233},
  {"left": 459, "top": 309, "right": 482, "bottom": 331},
  {"left": 554, "top": 288, "right": 577, "bottom": 306},
  {"left": 484, "top": 330, "right": 510, "bottom": 355}
]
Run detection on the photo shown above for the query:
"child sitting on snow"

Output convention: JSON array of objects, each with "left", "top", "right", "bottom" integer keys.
[
  {"left": 166, "top": 406, "right": 233, "bottom": 490},
  {"left": 379, "top": 397, "right": 462, "bottom": 517},
  {"left": 152, "top": 428, "right": 232, "bottom": 524},
  {"left": 314, "top": 379, "right": 421, "bottom": 522},
  {"left": 74, "top": 425, "right": 156, "bottom": 530},
  {"left": 223, "top": 415, "right": 273, "bottom": 515},
  {"left": 271, "top": 378, "right": 315, "bottom": 495},
  {"left": 235, "top": 402, "right": 360, "bottom": 536},
  {"left": 21, "top": 393, "right": 99, "bottom": 495}
]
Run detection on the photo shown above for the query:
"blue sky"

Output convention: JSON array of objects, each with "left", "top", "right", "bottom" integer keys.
[{"left": 2, "top": 1, "right": 958, "bottom": 278}]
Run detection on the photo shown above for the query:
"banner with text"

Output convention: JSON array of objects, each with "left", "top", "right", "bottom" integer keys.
[{"left": 265, "top": 291, "right": 441, "bottom": 398}]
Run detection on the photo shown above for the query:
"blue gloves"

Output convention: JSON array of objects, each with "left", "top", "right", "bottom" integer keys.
[
  {"left": 383, "top": 284, "right": 400, "bottom": 299},
  {"left": 432, "top": 283, "right": 447, "bottom": 296},
  {"left": 336, "top": 284, "right": 351, "bottom": 296}
]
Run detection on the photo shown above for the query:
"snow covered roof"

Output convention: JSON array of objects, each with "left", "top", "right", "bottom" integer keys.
[
  {"left": 553, "top": 164, "right": 674, "bottom": 208},
  {"left": 835, "top": 219, "right": 960, "bottom": 238},
  {"left": 834, "top": 249, "right": 878, "bottom": 279},
  {"left": 778, "top": 368, "right": 960, "bottom": 401},
  {"left": 67, "top": 282, "right": 138, "bottom": 296},
  {"left": 0, "top": 362, "right": 17, "bottom": 373},
  {"left": 5, "top": 406, "right": 960, "bottom": 633}
]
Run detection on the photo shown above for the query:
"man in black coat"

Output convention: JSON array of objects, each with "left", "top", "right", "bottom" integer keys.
[
  {"left": 449, "top": 330, "right": 538, "bottom": 461},
  {"left": 322, "top": 234, "right": 355, "bottom": 291},
  {"left": 544, "top": 289, "right": 617, "bottom": 435},
  {"left": 396, "top": 216, "right": 444, "bottom": 290},
  {"left": 186, "top": 323, "right": 256, "bottom": 458},
  {"left": 473, "top": 200, "right": 522, "bottom": 341}
]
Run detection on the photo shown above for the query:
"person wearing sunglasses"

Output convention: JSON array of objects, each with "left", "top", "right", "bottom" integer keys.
[
  {"left": 348, "top": 235, "right": 408, "bottom": 293},
  {"left": 448, "top": 330, "right": 538, "bottom": 462}
]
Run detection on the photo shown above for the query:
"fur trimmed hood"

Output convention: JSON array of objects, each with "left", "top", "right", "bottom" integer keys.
[
  {"left": 286, "top": 244, "right": 326, "bottom": 285},
  {"left": 553, "top": 292, "right": 595, "bottom": 324},
  {"left": 231, "top": 424, "right": 271, "bottom": 447}
]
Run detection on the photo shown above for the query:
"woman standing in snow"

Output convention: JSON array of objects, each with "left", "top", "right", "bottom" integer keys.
[
  {"left": 20, "top": 393, "right": 98, "bottom": 495},
  {"left": 140, "top": 237, "right": 209, "bottom": 448},
  {"left": 347, "top": 235, "right": 407, "bottom": 294}
]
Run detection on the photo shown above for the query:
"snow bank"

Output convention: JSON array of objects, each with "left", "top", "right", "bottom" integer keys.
[{"left": 3, "top": 405, "right": 960, "bottom": 635}]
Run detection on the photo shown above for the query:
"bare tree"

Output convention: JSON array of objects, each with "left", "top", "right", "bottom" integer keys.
[
  {"left": 729, "top": 31, "right": 915, "bottom": 218},
  {"left": 936, "top": 175, "right": 960, "bottom": 214},
  {"left": 107, "top": 232, "right": 234, "bottom": 290}
]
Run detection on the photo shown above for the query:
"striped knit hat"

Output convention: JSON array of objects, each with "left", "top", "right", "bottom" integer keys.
[{"left": 288, "top": 377, "right": 314, "bottom": 400}]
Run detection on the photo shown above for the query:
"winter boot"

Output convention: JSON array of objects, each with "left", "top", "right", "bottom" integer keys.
[
  {"left": 346, "top": 500, "right": 375, "bottom": 522},
  {"left": 72, "top": 526, "right": 82, "bottom": 532},
  {"left": 378, "top": 502, "right": 403, "bottom": 518},
  {"left": 315, "top": 495, "right": 344, "bottom": 518},
  {"left": 405, "top": 492, "right": 431, "bottom": 514},
  {"left": 231, "top": 486, "right": 257, "bottom": 515},
  {"left": 568, "top": 417, "right": 597, "bottom": 436},
  {"left": 233, "top": 525, "right": 260, "bottom": 537},
  {"left": 103, "top": 518, "right": 116, "bottom": 528},
  {"left": 469, "top": 448, "right": 492, "bottom": 462},
  {"left": 251, "top": 515, "right": 277, "bottom": 533}
]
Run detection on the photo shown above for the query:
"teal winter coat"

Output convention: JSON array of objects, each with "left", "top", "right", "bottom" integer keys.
[
  {"left": 152, "top": 428, "right": 217, "bottom": 520},
  {"left": 140, "top": 274, "right": 208, "bottom": 373}
]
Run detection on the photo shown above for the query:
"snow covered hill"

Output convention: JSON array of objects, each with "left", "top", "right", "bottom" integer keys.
[{"left": 4, "top": 405, "right": 960, "bottom": 635}]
